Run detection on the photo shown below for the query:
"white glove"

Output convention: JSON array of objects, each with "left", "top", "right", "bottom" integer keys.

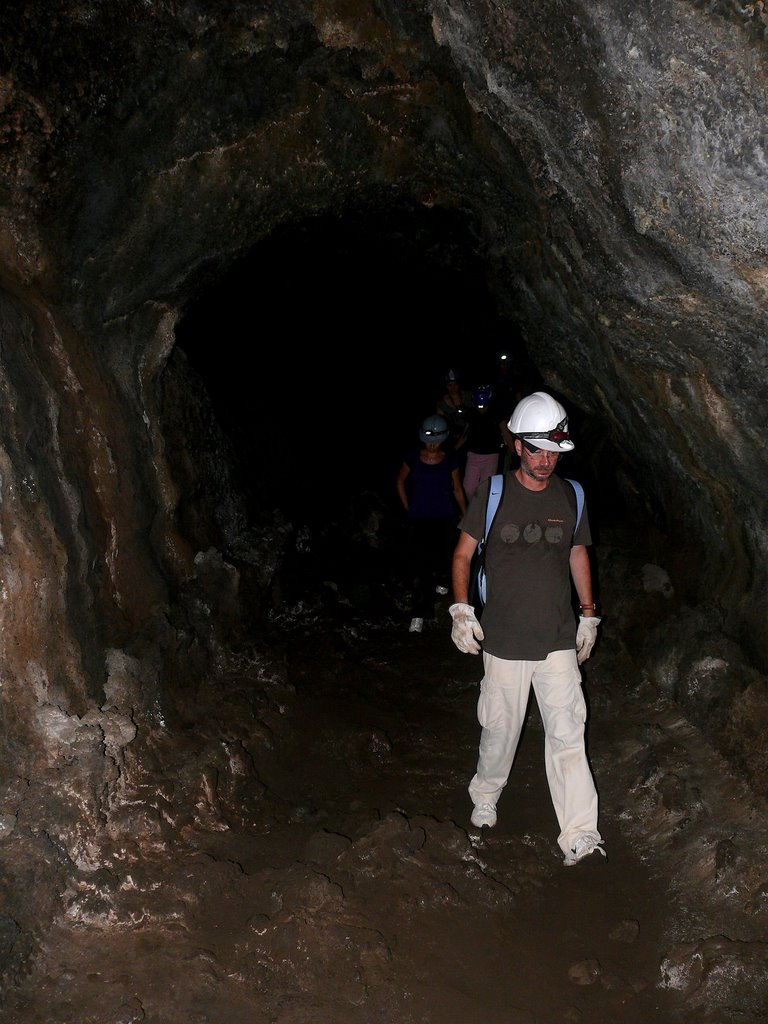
[
  {"left": 449, "top": 603, "right": 484, "bottom": 655},
  {"left": 576, "top": 616, "right": 601, "bottom": 664}
]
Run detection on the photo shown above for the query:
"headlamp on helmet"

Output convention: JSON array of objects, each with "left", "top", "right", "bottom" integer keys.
[{"left": 419, "top": 414, "right": 449, "bottom": 445}]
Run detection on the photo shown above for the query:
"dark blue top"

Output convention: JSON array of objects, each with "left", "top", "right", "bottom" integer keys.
[{"left": 404, "top": 449, "right": 461, "bottom": 519}]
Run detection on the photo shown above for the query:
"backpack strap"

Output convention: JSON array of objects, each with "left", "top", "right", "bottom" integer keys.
[
  {"left": 565, "top": 478, "right": 585, "bottom": 534},
  {"left": 477, "top": 474, "right": 505, "bottom": 604},
  {"left": 487, "top": 474, "right": 505, "bottom": 535}
]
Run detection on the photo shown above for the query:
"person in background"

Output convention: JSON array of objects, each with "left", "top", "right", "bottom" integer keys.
[
  {"left": 462, "top": 384, "right": 502, "bottom": 500},
  {"left": 436, "top": 368, "right": 474, "bottom": 467},
  {"left": 448, "top": 391, "right": 604, "bottom": 867},
  {"left": 397, "top": 414, "right": 467, "bottom": 634}
]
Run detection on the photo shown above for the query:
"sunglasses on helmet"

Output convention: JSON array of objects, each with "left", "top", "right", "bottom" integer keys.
[{"left": 520, "top": 417, "right": 570, "bottom": 447}]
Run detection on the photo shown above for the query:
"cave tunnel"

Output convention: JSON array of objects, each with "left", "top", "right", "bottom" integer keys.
[
  {"left": 173, "top": 201, "right": 634, "bottom": 552},
  {"left": 174, "top": 203, "right": 539, "bottom": 517},
  {"left": 170, "top": 199, "right": 643, "bottom": 651},
  {"left": 1, "top": 1, "right": 768, "bottom": 1021}
]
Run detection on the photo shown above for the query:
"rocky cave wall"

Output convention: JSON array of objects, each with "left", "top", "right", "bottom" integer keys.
[{"left": 0, "top": 0, "right": 766, "bottom": 841}]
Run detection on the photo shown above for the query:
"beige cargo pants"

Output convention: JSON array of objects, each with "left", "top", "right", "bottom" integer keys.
[{"left": 468, "top": 648, "right": 602, "bottom": 856}]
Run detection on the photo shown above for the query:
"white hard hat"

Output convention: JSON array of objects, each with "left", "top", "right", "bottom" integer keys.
[{"left": 508, "top": 391, "right": 575, "bottom": 452}]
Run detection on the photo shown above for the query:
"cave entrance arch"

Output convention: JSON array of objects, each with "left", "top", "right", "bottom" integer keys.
[
  {"left": 170, "top": 200, "right": 634, "bottom": 612},
  {"left": 174, "top": 201, "right": 535, "bottom": 521}
]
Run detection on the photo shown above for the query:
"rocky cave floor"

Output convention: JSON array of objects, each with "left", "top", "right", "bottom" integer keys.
[{"left": 2, "top": 529, "right": 768, "bottom": 1024}]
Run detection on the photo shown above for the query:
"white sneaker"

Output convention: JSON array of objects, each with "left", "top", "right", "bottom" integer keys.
[
  {"left": 435, "top": 585, "right": 449, "bottom": 596},
  {"left": 563, "top": 835, "right": 606, "bottom": 866},
  {"left": 408, "top": 617, "right": 424, "bottom": 633},
  {"left": 470, "top": 802, "right": 497, "bottom": 828}
]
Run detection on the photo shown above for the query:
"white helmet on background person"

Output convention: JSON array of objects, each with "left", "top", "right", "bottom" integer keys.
[
  {"left": 419, "top": 414, "right": 450, "bottom": 445},
  {"left": 508, "top": 391, "right": 575, "bottom": 452}
]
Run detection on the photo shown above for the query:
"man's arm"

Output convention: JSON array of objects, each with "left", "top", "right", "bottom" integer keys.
[
  {"left": 452, "top": 530, "right": 478, "bottom": 604},
  {"left": 451, "top": 468, "right": 468, "bottom": 515},
  {"left": 570, "top": 543, "right": 600, "bottom": 664},
  {"left": 449, "top": 530, "right": 484, "bottom": 655},
  {"left": 569, "top": 544, "right": 594, "bottom": 610}
]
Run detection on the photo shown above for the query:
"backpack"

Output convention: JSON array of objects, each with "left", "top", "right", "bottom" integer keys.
[{"left": 469, "top": 475, "right": 585, "bottom": 612}]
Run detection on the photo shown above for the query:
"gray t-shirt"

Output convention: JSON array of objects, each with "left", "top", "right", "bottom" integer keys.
[{"left": 459, "top": 473, "right": 592, "bottom": 661}]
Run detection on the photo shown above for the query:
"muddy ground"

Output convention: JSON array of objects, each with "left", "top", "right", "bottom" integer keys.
[{"left": 2, "top": 526, "right": 767, "bottom": 1023}]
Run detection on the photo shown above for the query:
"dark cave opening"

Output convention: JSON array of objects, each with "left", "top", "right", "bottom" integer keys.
[
  {"left": 174, "top": 203, "right": 637, "bottom": 602},
  {"left": 174, "top": 203, "right": 532, "bottom": 510}
]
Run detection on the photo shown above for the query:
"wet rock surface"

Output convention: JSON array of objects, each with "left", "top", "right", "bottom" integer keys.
[{"left": 2, "top": 529, "right": 766, "bottom": 1024}]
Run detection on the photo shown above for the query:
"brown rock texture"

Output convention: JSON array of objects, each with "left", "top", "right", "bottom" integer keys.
[{"left": 0, "top": 2, "right": 766, "bottom": 1019}]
